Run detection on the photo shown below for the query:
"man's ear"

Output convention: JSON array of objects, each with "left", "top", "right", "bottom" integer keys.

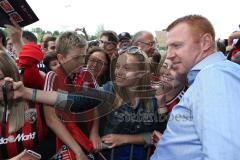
[
  {"left": 57, "top": 53, "right": 64, "bottom": 63},
  {"left": 200, "top": 33, "right": 213, "bottom": 52}
]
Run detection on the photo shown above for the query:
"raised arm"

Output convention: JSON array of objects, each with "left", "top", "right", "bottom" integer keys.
[{"left": 5, "top": 18, "right": 24, "bottom": 57}]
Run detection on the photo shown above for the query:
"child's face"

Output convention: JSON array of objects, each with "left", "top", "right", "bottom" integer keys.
[
  {"left": 49, "top": 59, "right": 59, "bottom": 71},
  {"left": 59, "top": 47, "right": 86, "bottom": 74},
  {"left": 114, "top": 54, "right": 143, "bottom": 87}
]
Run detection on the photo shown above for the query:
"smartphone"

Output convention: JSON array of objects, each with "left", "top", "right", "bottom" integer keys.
[
  {"left": 2, "top": 81, "right": 13, "bottom": 105},
  {"left": 101, "top": 143, "right": 112, "bottom": 149},
  {"left": 2, "top": 81, "right": 13, "bottom": 124},
  {"left": 22, "top": 150, "right": 41, "bottom": 160}
]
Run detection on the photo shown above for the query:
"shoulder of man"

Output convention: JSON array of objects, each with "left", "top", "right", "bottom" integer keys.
[
  {"left": 190, "top": 60, "right": 240, "bottom": 94},
  {"left": 197, "top": 60, "right": 240, "bottom": 79}
]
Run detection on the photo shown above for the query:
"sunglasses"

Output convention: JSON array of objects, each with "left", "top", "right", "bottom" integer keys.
[
  {"left": 99, "top": 40, "right": 117, "bottom": 46},
  {"left": 118, "top": 46, "right": 148, "bottom": 58}
]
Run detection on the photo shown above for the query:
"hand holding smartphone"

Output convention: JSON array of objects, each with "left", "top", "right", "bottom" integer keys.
[
  {"left": 101, "top": 143, "right": 112, "bottom": 149},
  {"left": 1, "top": 81, "right": 13, "bottom": 124},
  {"left": 2, "top": 81, "right": 13, "bottom": 105},
  {"left": 21, "top": 150, "right": 41, "bottom": 160}
]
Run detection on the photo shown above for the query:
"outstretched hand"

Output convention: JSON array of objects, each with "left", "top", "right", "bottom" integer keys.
[{"left": 3, "top": 77, "right": 25, "bottom": 100}]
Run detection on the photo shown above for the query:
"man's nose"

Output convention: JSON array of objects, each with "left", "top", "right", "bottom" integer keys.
[{"left": 166, "top": 47, "right": 176, "bottom": 60}]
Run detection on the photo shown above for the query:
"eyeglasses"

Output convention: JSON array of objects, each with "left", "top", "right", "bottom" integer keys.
[
  {"left": 88, "top": 57, "right": 108, "bottom": 67},
  {"left": 136, "top": 40, "right": 155, "bottom": 47},
  {"left": 99, "top": 40, "right": 117, "bottom": 46}
]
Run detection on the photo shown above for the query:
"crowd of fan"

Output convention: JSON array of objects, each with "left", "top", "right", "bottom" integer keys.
[{"left": 0, "top": 15, "right": 239, "bottom": 160}]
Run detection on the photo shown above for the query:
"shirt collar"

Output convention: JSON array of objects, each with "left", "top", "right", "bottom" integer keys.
[
  {"left": 187, "top": 52, "right": 226, "bottom": 85},
  {"left": 191, "top": 52, "right": 226, "bottom": 71}
]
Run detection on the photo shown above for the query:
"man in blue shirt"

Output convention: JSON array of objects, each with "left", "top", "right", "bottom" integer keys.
[{"left": 151, "top": 15, "right": 240, "bottom": 160}]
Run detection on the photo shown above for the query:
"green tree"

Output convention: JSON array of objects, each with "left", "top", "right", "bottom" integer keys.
[
  {"left": 32, "top": 27, "right": 43, "bottom": 34},
  {"left": 89, "top": 35, "right": 97, "bottom": 40},
  {"left": 95, "top": 24, "right": 104, "bottom": 39},
  {"left": 46, "top": 31, "right": 52, "bottom": 35},
  {"left": 53, "top": 30, "right": 60, "bottom": 37},
  {"left": 32, "top": 27, "right": 45, "bottom": 43}
]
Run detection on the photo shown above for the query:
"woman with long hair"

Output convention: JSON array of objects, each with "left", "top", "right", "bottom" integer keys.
[
  {"left": 0, "top": 51, "right": 51, "bottom": 159},
  {"left": 99, "top": 46, "right": 166, "bottom": 160}
]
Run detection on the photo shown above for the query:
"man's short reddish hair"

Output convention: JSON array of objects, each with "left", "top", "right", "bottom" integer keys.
[{"left": 166, "top": 15, "right": 215, "bottom": 43}]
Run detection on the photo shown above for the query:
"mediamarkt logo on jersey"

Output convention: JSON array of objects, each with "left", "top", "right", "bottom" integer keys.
[{"left": 0, "top": 132, "right": 36, "bottom": 144}]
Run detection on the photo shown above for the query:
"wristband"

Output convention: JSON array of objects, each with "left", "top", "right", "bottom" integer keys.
[{"left": 32, "top": 89, "right": 37, "bottom": 102}]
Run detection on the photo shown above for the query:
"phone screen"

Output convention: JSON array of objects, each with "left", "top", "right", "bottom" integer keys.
[
  {"left": 22, "top": 150, "right": 41, "bottom": 160},
  {"left": 2, "top": 81, "right": 13, "bottom": 105}
]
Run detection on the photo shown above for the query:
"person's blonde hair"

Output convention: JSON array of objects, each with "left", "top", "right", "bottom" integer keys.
[
  {"left": 56, "top": 31, "right": 87, "bottom": 56},
  {"left": 0, "top": 51, "right": 26, "bottom": 133}
]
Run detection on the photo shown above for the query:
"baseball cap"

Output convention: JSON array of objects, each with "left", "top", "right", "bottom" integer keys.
[{"left": 118, "top": 32, "right": 131, "bottom": 41}]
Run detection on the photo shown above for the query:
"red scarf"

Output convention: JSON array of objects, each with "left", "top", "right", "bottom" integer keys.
[
  {"left": 18, "top": 43, "right": 44, "bottom": 89},
  {"left": 53, "top": 67, "right": 95, "bottom": 159}
]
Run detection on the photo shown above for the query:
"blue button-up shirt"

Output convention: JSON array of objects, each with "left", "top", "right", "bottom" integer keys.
[{"left": 151, "top": 52, "right": 240, "bottom": 160}]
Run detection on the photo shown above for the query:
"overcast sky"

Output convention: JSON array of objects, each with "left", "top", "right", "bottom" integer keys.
[{"left": 25, "top": 0, "right": 239, "bottom": 39}]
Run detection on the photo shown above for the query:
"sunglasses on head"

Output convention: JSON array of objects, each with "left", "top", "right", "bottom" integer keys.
[{"left": 118, "top": 46, "right": 148, "bottom": 58}]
